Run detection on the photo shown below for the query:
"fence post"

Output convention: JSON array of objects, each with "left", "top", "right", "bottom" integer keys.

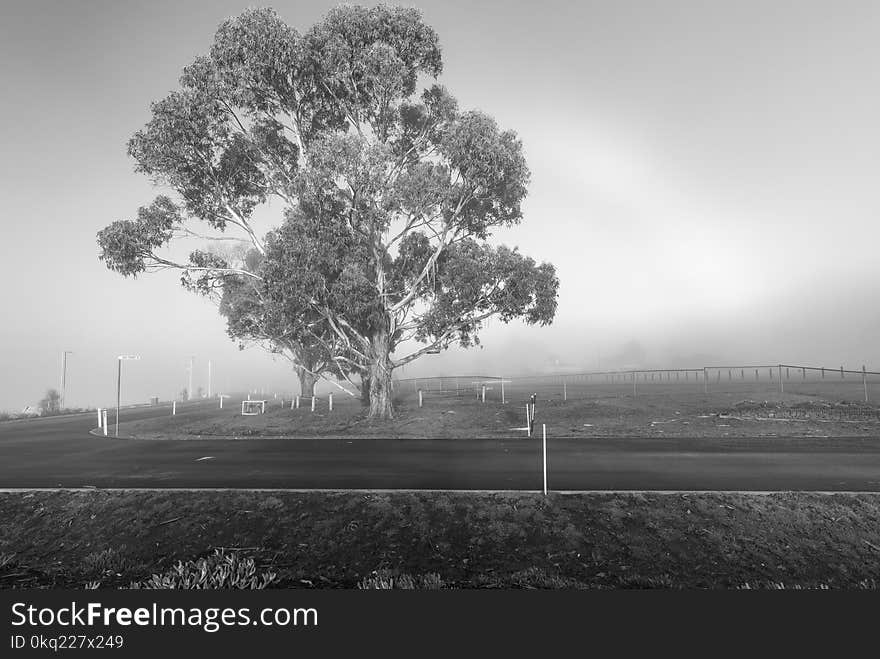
[
  {"left": 863, "top": 365, "right": 868, "bottom": 403},
  {"left": 295, "top": 396, "right": 300, "bottom": 409},
  {"left": 564, "top": 378, "right": 567, "bottom": 401},
  {"left": 779, "top": 365, "right": 784, "bottom": 393},
  {"left": 501, "top": 379, "right": 506, "bottom": 405},
  {"left": 290, "top": 398, "right": 294, "bottom": 410},
  {"left": 703, "top": 367, "right": 708, "bottom": 394},
  {"left": 632, "top": 371, "right": 637, "bottom": 397},
  {"left": 841, "top": 366, "right": 844, "bottom": 379},
  {"left": 542, "top": 424, "right": 548, "bottom": 496}
]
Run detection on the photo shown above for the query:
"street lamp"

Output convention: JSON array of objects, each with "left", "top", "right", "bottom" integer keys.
[
  {"left": 116, "top": 354, "right": 141, "bottom": 436},
  {"left": 187, "top": 356, "right": 194, "bottom": 401},
  {"left": 61, "top": 351, "right": 73, "bottom": 410}
]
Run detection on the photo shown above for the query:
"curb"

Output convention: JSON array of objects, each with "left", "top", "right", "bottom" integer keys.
[{"left": 0, "top": 487, "right": 878, "bottom": 496}]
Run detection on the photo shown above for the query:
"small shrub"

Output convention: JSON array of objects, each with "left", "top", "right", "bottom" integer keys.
[
  {"left": 84, "top": 581, "right": 101, "bottom": 590},
  {"left": 358, "top": 569, "right": 444, "bottom": 590},
  {"left": 129, "top": 550, "right": 276, "bottom": 589},
  {"left": 82, "top": 547, "right": 132, "bottom": 576}
]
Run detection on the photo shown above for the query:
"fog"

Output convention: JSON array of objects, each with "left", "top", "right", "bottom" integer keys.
[{"left": 1, "top": 0, "right": 879, "bottom": 411}]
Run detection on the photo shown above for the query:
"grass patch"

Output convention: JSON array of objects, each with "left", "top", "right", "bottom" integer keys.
[
  {"left": 2, "top": 490, "right": 880, "bottom": 589},
  {"left": 120, "top": 389, "right": 880, "bottom": 440}
]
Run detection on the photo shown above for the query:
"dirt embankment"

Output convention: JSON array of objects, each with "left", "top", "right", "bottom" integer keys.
[{"left": 2, "top": 491, "right": 879, "bottom": 590}]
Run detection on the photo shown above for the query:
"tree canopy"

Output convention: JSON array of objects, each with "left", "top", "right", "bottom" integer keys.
[{"left": 97, "top": 5, "right": 560, "bottom": 418}]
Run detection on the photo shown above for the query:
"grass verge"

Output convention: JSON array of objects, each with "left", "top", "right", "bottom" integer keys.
[
  {"left": 119, "top": 390, "right": 880, "bottom": 440},
  {"left": 1, "top": 490, "right": 879, "bottom": 589}
]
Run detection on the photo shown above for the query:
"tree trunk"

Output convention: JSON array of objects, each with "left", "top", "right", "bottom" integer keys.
[
  {"left": 296, "top": 368, "right": 317, "bottom": 398},
  {"left": 359, "top": 372, "right": 371, "bottom": 407},
  {"left": 367, "top": 330, "right": 394, "bottom": 419}
]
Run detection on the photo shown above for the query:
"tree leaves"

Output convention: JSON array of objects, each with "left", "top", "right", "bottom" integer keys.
[{"left": 97, "top": 196, "right": 182, "bottom": 276}]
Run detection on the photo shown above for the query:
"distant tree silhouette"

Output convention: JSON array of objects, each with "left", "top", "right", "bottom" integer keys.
[{"left": 39, "top": 388, "right": 61, "bottom": 413}]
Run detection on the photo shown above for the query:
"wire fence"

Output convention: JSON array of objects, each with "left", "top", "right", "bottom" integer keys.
[{"left": 395, "top": 363, "right": 880, "bottom": 406}]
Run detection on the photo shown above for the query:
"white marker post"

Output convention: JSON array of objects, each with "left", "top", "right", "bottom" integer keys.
[
  {"left": 295, "top": 396, "right": 300, "bottom": 409},
  {"left": 97, "top": 408, "right": 103, "bottom": 429},
  {"left": 779, "top": 364, "right": 784, "bottom": 394},
  {"left": 563, "top": 379, "right": 567, "bottom": 402},
  {"left": 526, "top": 405, "right": 531, "bottom": 438},
  {"left": 311, "top": 396, "right": 316, "bottom": 412},
  {"left": 172, "top": 401, "right": 176, "bottom": 416},
  {"left": 419, "top": 389, "right": 423, "bottom": 408},
  {"left": 329, "top": 393, "right": 333, "bottom": 412},
  {"left": 481, "top": 385, "right": 486, "bottom": 403},
  {"left": 501, "top": 379, "right": 506, "bottom": 404},
  {"left": 542, "top": 424, "right": 548, "bottom": 496},
  {"left": 863, "top": 365, "right": 869, "bottom": 403},
  {"left": 102, "top": 409, "right": 108, "bottom": 436}
]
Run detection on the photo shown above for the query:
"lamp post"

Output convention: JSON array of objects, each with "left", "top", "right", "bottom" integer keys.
[
  {"left": 116, "top": 354, "right": 141, "bottom": 436},
  {"left": 61, "top": 351, "right": 73, "bottom": 411},
  {"left": 187, "top": 356, "right": 194, "bottom": 401}
]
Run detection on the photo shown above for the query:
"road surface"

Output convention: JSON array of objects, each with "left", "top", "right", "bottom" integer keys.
[{"left": 1, "top": 401, "right": 880, "bottom": 490}]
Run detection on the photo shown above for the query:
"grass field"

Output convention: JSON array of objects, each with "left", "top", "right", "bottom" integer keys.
[
  {"left": 119, "top": 386, "right": 880, "bottom": 440},
  {"left": 2, "top": 490, "right": 879, "bottom": 589}
]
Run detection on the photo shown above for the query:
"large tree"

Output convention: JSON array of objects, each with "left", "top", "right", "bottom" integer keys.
[{"left": 97, "top": 5, "right": 559, "bottom": 418}]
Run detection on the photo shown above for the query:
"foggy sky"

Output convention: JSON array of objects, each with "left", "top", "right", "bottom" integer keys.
[{"left": 2, "top": 0, "right": 879, "bottom": 411}]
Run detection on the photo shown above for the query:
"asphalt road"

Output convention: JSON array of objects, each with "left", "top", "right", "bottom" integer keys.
[{"left": 1, "top": 402, "right": 880, "bottom": 491}]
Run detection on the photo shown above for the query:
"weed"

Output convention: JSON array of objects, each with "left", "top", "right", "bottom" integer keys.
[{"left": 129, "top": 550, "right": 276, "bottom": 589}]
